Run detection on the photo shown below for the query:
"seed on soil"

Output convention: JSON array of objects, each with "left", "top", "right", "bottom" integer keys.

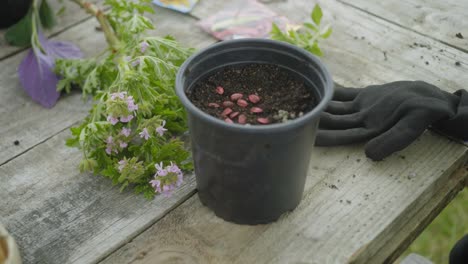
[
  {"left": 250, "top": 107, "right": 263, "bottom": 113},
  {"left": 222, "top": 108, "right": 233, "bottom": 116},
  {"left": 230, "top": 93, "right": 243, "bottom": 101},
  {"left": 215, "top": 86, "right": 224, "bottom": 95},
  {"left": 238, "top": 114, "right": 247, "bottom": 124},
  {"left": 237, "top": 99, "right": 248, "bottom": 107},
  {"left": 229, "top": 112, "right": 240, "bottom": 118},
  {"left": 222, "top": 101, "right": 235, "bottom": 107},
  {"left": 248, "top": 94, "right": 260, "bottom": 103},
  {"left": 188, "top": 64, "right": 316, "bottom": 125},
  {"left": 257, "top": 117, "right": 270, "bottom": 124},
  {"left": 208, "top": 103, "right": 220, "bottom": 108},
  {"left": 224, "top": 118, "right": 234, "bottom": 124}
]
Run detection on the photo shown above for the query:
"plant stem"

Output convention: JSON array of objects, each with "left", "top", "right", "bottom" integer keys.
[{"left": 69, "top": 0, "right": 120, "bottom": 50}]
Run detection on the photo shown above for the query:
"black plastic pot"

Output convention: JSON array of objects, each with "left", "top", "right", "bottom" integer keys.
[{"left": 176, "top": 39, "right": 333, "bottom": 224}]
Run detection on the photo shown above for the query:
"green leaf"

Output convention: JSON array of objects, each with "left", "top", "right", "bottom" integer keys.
[
  {"left": 65, "top": 137, "right": 79, "bottom": 148},
  {"left": 5, "top": 9, "right": 33, "bottom": 47},
  {"left": 39, "top": 0, "right": 56, "bottom": 29},
  {"left": 270, "top": 23, "right": 288, "bottom": 42},
  {"left": 311, "top": 4, "right": 323, "bottom": 25},
  {"left": 57, "top": 79, "right": 72, "bottom": 93},
  {"left": 126, "top": 14, "right": 153, "bottom": 33},
  {"left": 57, "top": 6, "right": 66, "bottom": 17},
  {"left": 119, "top": 181, "right": 129, "bottom": 192},
  {"left": 321, "top": 26, "right": 333, "bottom": 39},
  {"left": 307, "top": 42, "right": 323, "bottom": 56},
  {"left": 304, "top": 22, "right": 318, "bottom": 32}
]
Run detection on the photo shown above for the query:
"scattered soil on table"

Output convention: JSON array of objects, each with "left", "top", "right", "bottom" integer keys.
[
  {"left": 187, "top": 63, "right": 316, "bottom": 125},
  {"left": 455, "top": 61, "right": 461, "bottom": 66},
  {"left": 13, "top": 140, "right": 19, "bottom": 146},
  {"left": 455, "top": 32, "right": 464, "bottom": 39}
]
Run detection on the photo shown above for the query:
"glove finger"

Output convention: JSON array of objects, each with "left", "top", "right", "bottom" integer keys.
[
  {"left": 326, "top": 101, "right": 356, "bottom": 115},
  {"left": 333, "top": 86, "right": 361, "bottom": 101},
  {"left": 319, "top": 112, "right": 364, "bottom": 129},
  {"left": 315, "top": 127, "right": 375, "bottom": 146},
  {"left": 364, "top": 111, "right": 434, "bottom": 161}
]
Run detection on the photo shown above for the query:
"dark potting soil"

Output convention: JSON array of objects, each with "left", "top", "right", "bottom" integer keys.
[{"left": 187, "top": 63, "right": 317, "bottom": 125}]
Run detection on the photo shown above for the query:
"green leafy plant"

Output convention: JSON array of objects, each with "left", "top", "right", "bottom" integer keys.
[
  {"left": 270, "top": 4, "right": 332, "bottom": 56},
  {"left": 56, "top": 0, "right": 194, "bottom": 199}
]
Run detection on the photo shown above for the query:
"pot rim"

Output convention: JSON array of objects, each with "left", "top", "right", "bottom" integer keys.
[{"left": 175, "top": 38, "right": 334, "bottom": 133}]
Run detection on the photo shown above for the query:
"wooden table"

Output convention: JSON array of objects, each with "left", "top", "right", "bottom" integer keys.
[{"left": 1, "top": 0, "right": 467, "bottom": 263}]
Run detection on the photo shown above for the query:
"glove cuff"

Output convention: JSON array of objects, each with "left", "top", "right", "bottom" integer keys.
[{"left": 433, "top": 89, "right": 468, "bottom": 140}]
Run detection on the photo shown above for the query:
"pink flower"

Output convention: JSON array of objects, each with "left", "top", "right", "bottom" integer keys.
[
  {"left": 120, "top": 127, "right": 131, "bottom": 137},
  {"left": 118, "top": 159, "right": 127, "bottom": 172},
  {"left": 120, "top": 115, "right": 134, "bottom": 123},
  {"left": 140, "top": 41, "right": 149, "bottom": 53},
  {"left": 150, "top": 162, "right": 184, "bottom": 196},
  {"left": 139, "top": 128, "right": 150, "bottom": 140},
  {"left": 156, "top": 120, "right": 168, "bottom": 136},
  {"left": 105, "top": 136, "right": 118, "bottom": 155},
  {"left": 155, "top": 162, "right": 164, "bottom": 172},
  {"left": 161, "top": 185, "right": 173, "bottom": 197},
  {"left": 149, "top": 179, "right": 161, "bottom": 192},
  {"left": 126, "top": 96, "right": 138, "bottom": 111},
  {"left": 131, "top": 59, "right": 140, "bottom": 67},
  {"left": 168, "top": 162, "right": 181, "bottom": 173},
  {"left": 111, "top": 92, "right": 126, "bottom": 100},
  {"left": 107, "top": 115, "right": 119, "bottom": 125},
  {"left": 119, "top": 141, "right": 128, "bottom": 148},
  {"left": 106, "top": 136, "right": 114, "bottom": 144}
]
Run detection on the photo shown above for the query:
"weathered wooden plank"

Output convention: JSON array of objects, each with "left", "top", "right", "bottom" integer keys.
[
  {"left": 355, "top": 166, "right": 467, "bottom": 264},
  {"left": 0, "top": 4, "right": 212, "bottom": 166},
  {"left": 0, "top": 130, "right": 197, "bottom": 264},
  {"left": 0, "top": 5, "right": 216, "bottom": 264},
  {"left": 101, "top": 134, "right": 467, "bottom": 264},
  {"left": 192, "top": 0, "right": 468, "bottom": 91},
  {"left": 338, "top": 0, "right": 468, "bottom": 53},
  {"left": 102, "top": 0, "right": 468, "bottom": 263},
  {"left": 0, "top": 0, "right": 103, "bottom": 60},
  {"left": 0, "top": 22, "right": 100, "bottom": 165}
]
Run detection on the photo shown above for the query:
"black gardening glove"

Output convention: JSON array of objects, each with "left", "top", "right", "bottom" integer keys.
[
  {"left": 450, "top": 234, "right": 468, "bottom": 264},
  {"left": 315, "top": 81, "right": 468, "bottom": 161}
]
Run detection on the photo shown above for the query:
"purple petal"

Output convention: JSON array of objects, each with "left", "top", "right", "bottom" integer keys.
[
  {"left": 17, "top": 32, "right": 83, "bottom": 108},
  {"left": 39, "top": 31, "right": 83, "bottom": 59},
  {"left": 18, "top": 48, "right": 60, "bottom": 108},
  {"left": 46, "top": 41, "right": 83, "bottom": 59}
]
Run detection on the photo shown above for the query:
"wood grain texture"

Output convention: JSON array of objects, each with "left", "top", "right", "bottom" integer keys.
[
  {"left": 192, "top": 0, "right": 468, "bottom": 90},
  {"left": 0, "top": 129, "right": 197, "bottom": 264},
  {"left": 0, "top": 5, "right": 215, "bottom": 264},
  {"left": 102, "top": 0, "right": 468, "bottom": 263},
  {"left": 338, "top": 0, "right": 468, "bottom": 53},
  {"left": 355, "top": 166, "right": 467, "bottom": 264},
  {"left": 0, "top": 20, "right": 102, "bottom": 166},
  {"left": 102, "top": 134, "right": 467, "bottom": 264},
  {"left": 0, "top": 0, "right": 103, "bottom": 60},
  {"left": 0, "top": 3, "right": 212, "bottom": 166}
]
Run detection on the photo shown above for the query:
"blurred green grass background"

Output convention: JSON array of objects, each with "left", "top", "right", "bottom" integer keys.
[{"left": 401, "top": 188, "right": 468, "bottom": 264}]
